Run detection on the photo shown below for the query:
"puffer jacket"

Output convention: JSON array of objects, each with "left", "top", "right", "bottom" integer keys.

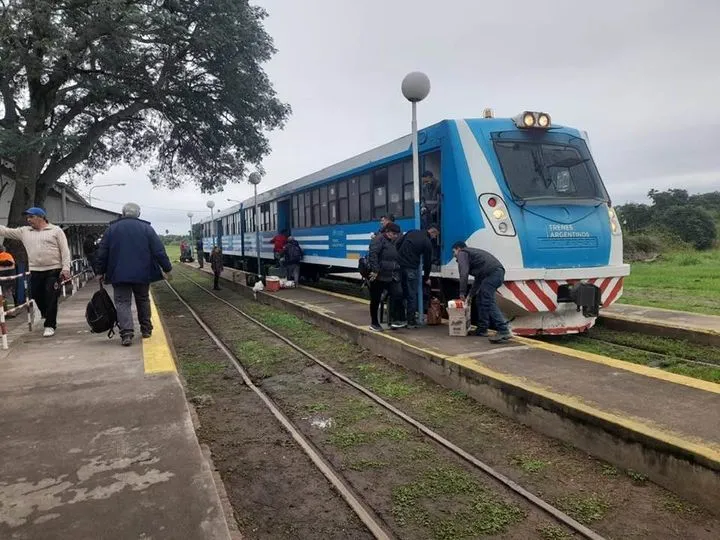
[
  {"left": 367, "top": 234, "right": 400, "bottom": 282},
  {"left": 210, "top": 251, "right": 224, "bottom": 274}
]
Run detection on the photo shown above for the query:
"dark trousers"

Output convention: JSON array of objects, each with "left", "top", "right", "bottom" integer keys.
[
  {"left": 113, "top": 283, "right": 152, "bottom": 337},
  {"left": 400, "top": 267, "right": 420, "bottom": 323},
  {"left": 30, "top": 269, "right": 61, "bottom": 329},
  {"left": 213, "top": 272, "right": 221, "bottom": 289},
  {"left": 369, "top": 279, "right": 402, "bottom": 326},
  {"left": 198, "top": 251, "right": 204, "bottom": 268},
  {"left": 469, "top": 268, "right": 509, "bottom": 334}
]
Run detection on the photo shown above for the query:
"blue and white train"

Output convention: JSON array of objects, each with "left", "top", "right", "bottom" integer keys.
[{"left": 198, "top": 111, "right": 630, "bottom": 335}]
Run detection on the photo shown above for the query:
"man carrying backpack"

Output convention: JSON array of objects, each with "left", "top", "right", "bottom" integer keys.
[
  {"left": 94, "top": 203, "right": 172, "bottom": 346},
  {"left": 282, "top": 236, "right": 303, "bottom": 285}
]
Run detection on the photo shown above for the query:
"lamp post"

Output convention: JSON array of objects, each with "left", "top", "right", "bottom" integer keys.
[
  {"left": 88, "top": 183, "right": 126, "bottom": 206},
  {"left": 187, "top": 211, "right": 194, "bottom": 249},
  {"left": 248, "top": 172, "right": 262, "bottom": 279},
  {"left": 401, "top": 71, "right": 431, "bottom": 325},
  {"left": 206, "top": 200, "right": 215, "bottom": 245}
]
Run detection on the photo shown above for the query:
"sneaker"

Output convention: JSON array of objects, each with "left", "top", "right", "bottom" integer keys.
[
  {"left": 474, "top": 329, "right": 489, "bottom": 337},
  {"left": 369, "top": 324, "right": 383, "bottom": 332},
  {"left": 121, "top": 335, "right": 133, "bottom": 347},
  {"left": 390, "top": 321, "right": 407, "bottom": 330},
  {"left": 489, "top": 331, "right": 513, "bottom": 344},
  {"left": 43, "top": 327, "right": 55, "bottom": 337},
  {"left": 142, "top": 332, "right": 152, "bottom": 339}
]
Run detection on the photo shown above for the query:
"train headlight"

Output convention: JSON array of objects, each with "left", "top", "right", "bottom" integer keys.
[
  {"left": 498, "top": 222, "right": 508, "bottom": 233},
  {"left": 479, "top": 193, "right": 516, "bottom": 236},
  {"left": 608, "top": 207, "right": 621, "bottom": 235},
  {"left": 492, "top": 208, "right": 506, "bottom": 220},
  {"left": 513, "top": 111, "right": 552, "bottom": 129}
]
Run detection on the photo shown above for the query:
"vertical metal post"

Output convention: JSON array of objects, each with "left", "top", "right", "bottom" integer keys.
[
  {"left": 255, "top": 184, "right": 261, "bottom": 278},
  {"left": 411, "top": 101, "right": 424, "bottom": 325},
  {"left": 210, "top": 207, "right": 215, "bottom": 244}
]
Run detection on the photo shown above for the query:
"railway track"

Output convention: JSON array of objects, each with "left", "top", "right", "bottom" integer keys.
[{"left": 169, "top": 268, "right": 606, "bottom": 540}]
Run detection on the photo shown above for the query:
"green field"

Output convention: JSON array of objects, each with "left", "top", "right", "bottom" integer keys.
[{"left": 619, "top": 249, "right": 720, "bottom": 316}]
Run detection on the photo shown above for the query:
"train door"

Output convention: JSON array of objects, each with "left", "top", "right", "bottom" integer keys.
[
  {"left": 421, "top": 150, "right": 442, "bottom": 266},
  {"left": 277, "top": 198, "right": 291, "bottom": 234}
]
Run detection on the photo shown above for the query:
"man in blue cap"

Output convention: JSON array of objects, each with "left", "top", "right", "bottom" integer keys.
[{"left": 0, "top": 207, "right": 71, "bottom": 337}]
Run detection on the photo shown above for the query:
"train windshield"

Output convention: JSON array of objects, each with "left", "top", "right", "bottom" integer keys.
[{"left": 493, "top": 140, "right": 609, "bottom": 203}]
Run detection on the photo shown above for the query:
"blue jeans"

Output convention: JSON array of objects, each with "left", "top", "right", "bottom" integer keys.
[
  {"left": 400, "top": 267, "right": 420, "bottom": 323},
  {"left": 470, "top": 268, "right": 509, "bottom": 334}
]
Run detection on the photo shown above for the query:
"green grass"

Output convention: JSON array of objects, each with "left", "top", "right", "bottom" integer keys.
[
  {"left": 328, "top": 426, "right": 410, "bottom": 449},
  {"left": 620, "top": 249, "right": 720, "bottom": 315},
  {"left": 556, "top": 493, "right": 610, "bottom": 525},
  {"left": 166, "top": 242, "right": 181, "bottom": 262},
  {"left": 545, "top": 327, "right": 720, "bottom": 383},
  {"left": 392, "top": 466, "right": 525, "bottom": 539},
  {"left": 511, "top": 455, "right": 548, "bottom": 473},
  {"left": 537, "top": 524, "right": 574, "bottom": 540}
]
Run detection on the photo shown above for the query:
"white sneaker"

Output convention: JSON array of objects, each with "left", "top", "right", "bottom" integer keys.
[{"left": 43, "top": 328, "right": 55, "bottom": 337}]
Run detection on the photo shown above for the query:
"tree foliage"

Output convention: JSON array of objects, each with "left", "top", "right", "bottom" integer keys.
[
  {"left": 0, "top": 0, "right": 290, "bottom": 225},
  {"left": 617, "top": 189, "right": 718, "bottom": 250}
]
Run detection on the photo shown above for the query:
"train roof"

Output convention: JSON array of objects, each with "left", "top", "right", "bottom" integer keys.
[{"left": 201, "top": 116, "right": 579, "bottom": 223}]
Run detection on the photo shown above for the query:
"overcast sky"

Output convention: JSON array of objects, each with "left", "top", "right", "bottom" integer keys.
[{"left": 88, "top": 0, "right": 720, "bottom": 234}]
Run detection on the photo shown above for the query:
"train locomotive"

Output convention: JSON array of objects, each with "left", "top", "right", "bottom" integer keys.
[{"left": 198, "top": 111, "right": 630, "bottom": 335}]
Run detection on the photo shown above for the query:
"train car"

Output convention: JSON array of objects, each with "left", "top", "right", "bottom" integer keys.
[{"left": 198, "top": 111, "right": 630, "bottom": 335}]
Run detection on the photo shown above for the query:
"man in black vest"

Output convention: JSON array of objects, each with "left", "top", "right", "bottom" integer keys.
[
  {"left": 397, "top": 225, "right": 439, "bottom": 327},
  {"left": 453, "top": 241, "right": 512, "bottom": 343}
]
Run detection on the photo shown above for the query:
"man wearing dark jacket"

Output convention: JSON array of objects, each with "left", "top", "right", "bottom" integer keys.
[
  {"left": 196, "top": 238, "right": 204, "bottom": 268},
  {"left": 94, "top": 203, "right": 172, "bottom": 346},
  {"left": 367, "top": 223, "right": 403, "bottom": 331},
  {"left": 397, "top": 225, "right": 438, "bottom": 327},
  {"left": 453, "top": 241, "right": 511, "bottom": 343}
]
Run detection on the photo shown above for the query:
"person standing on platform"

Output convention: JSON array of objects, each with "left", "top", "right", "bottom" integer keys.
[
  {"left": 282, "top": 236, "right": 303, "bottom": 285},
  {"left": 0, "top": 246, "right": 17, "bottom": 317},
  {"left": 367, "top": 222, "right": 404, "bottom": 331},
  {"left": 271, "top": 229, "right": 289, "bottom": 264},
  {"left": 397, "top": 225, "right": 439, "bottom": 327},
  {"left": 196, "top": 237, "right": 204, "bottom": 268},
  {"left": 0, "top": 207, "right": 71, "bottom": 337},
  {"left": 210, "top": 246, "right": 223, "bottom": 290},
  {"left": 453, "top": 241, "right": 512, "bottom": 343},
  {"left": 94, "top": 203, "right": 172, "bottom": 346}
]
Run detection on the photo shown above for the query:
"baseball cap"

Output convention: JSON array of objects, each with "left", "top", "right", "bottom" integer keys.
[{"left": 22, "top": 207, "right": 47, "bottom": 218}]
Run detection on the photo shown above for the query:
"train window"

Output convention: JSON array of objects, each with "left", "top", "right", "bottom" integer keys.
[
  {"left": 312, "top": 189, "right": 320, "bottom": 226},
  {"left": 403, "top": 159, "right": 414, "bottom": 217},
  {"left": 328, "top": 184, "right": 338, "bottom": 225},
  {"left": 338, "top": 180, "right": 349, "bottom": 223},
  {"left": 304, "top": 192, "right": 312, "bottom": 228},
  {"left": 349, "top": 177, "right": 360, "bottom": 222},
  {"left": 298, "top": 195, "right": 305, "bottom": 229},
  {"left": 292, "top": 195, "right": 299, "bottom": 228},
  {"left": 373, "top": 168, "right": 388, "bottom": 219},
  {"left": 359, "top": 174, "right": 372, "bottom": 221},
  {"left": 320, "top": 186, "right": 329, "bottom": 225},
  {"left": 388, "top": 163, "right": 404, "bottom": 218}
]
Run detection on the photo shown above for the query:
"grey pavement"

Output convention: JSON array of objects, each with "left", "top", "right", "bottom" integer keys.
[{"left": 0, "top": 284, "right": 233, "bottom": 539}]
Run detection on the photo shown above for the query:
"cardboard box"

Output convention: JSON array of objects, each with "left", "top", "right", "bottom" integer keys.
[{"left": 448, "top": 304, "right": 471, "bottom": 336}]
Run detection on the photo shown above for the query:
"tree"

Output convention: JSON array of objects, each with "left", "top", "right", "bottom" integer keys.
[
  {"left": 648, "top": 188, "right": 689, "bottom": 211},
  {"left": 0, "top": 0, "right": 290, "bottom": 228},
  {"left": 657, "top": 205, "right": 717, "bottom": 250},
  {"left": 615, "top": 203, "right": 654, "bottom": 234}
]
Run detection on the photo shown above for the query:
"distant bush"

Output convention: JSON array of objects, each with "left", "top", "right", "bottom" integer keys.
[
  {"left": 623, "top": 234, "right": 663, "bottom": 262},
  {"left": 656, "top": 206, "right": 717, "bottom": 250}
]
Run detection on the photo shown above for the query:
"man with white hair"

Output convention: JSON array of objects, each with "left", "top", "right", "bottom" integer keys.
[
  {"left": 0, "top": 207, "right": 71, "bottom": 337},
  {"left": 94, "top": 202, "right": 172, "bottom": 346}
]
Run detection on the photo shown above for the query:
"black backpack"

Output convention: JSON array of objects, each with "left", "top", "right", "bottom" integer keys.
[
  {"left": 358, "top": 256, "right": 371, "bottom": 279},
  {"left": 285, "top": 242, "right": 303, "bottom": 264},
  {"left": 86, "top": 286, "right": 118, "bottom": 338}
]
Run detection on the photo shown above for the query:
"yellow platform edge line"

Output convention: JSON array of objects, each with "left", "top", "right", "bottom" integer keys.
[
  {"left": 601, "top": 312, "right": 719, "bottom": 336},
  {"left": 303, "top": 284, "right": 720, "bottom": 394},
  {"left": 283, "top": 298, "right": 720, "bottom": 464},
  {"left": 143, "top": 290, "right": 176, "bottom": 374}
]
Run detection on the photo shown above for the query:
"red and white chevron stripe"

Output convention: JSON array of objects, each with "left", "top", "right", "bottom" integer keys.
[{"left": 498, "top": 277, "right": 624, "bottom": 313}]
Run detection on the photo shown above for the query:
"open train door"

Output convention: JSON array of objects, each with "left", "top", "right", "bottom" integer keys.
[{"left": 277, "top": 198, "right": 291, "bottom": 234}]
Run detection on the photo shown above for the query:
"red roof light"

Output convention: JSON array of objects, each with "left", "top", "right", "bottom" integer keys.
[{"left": 488, "top": 197, "right": 497, "bottom": 207}]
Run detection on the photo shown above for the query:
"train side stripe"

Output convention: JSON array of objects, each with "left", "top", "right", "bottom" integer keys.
[{"left": 603, "top": 278, "right": 624, "bottom": 306}]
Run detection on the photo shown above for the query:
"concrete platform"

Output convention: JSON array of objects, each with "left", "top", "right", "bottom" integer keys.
[
  {"left": 0, "top": 284, "right": 233, "bottom": 539},
  {"left": 602, "top": 304, "right": 720, "bottom": 346},
  {"left": 190, "top": 264, "right": 720, "bottom": 512}
]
